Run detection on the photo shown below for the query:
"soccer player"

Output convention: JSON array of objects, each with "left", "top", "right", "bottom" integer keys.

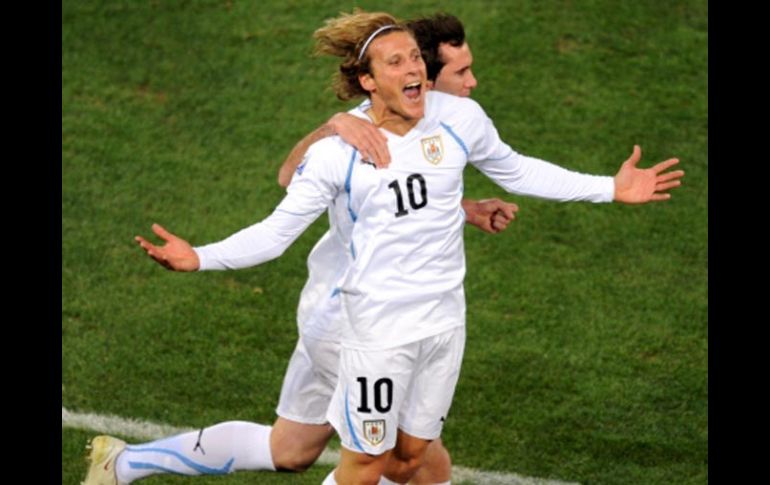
[
  {"left": 270, "top": 13, "right": 495, "bottom": 485},
  {"left": 268, "top": 15, "right": 487, "bottom": 483},
  {"left": 88, "top": 10, "right": 683, "bottom": 485},
  {"left": 82, "top": 12, "right": 512, "bottom": 485}
]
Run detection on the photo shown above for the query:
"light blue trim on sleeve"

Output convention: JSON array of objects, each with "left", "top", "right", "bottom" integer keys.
[
  {"left": 345, "top": 149, "right": 359, "bottom": 222},
  {"left": 440, "top": 122, "right": 469, "bottom": 157}
]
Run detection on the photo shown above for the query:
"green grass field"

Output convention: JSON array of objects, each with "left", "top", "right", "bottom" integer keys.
[{"left": 62, "top": 1, "right": 707, "bottom": 483}]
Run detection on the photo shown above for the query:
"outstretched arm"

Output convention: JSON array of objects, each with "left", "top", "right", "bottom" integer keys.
[
  {"left": 462, "top": 198, "right": 519, "bottom": 234},
  {"left": 135, "top": 223, "right": 199, "bottom": 271},
  {"left": 140, "top": 141, "right": 347, "bottom": 272},
  {"left": 613, "top": 145, "right": 684, "bottom": 203},
  {"left": 278, "top": 113, "right": 391, "bottom": 187},
  {"left": 136, "top": 206, "right": 324, "bottom": 272}
]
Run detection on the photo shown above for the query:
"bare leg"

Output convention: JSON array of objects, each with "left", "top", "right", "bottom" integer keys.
[
  {"left": 335, "top": 447, "right": 392, "bottom": 485},
  {"left": 270, "top": 416, "right": 335, "bottom": 472},
  {"left": 407, "top": 439, "right": 451, "bottom": 484},
  {"left": 382, "top": 429, "right": 431, "bottom": 484}
]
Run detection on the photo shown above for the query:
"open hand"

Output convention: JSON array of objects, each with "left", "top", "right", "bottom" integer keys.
[
  {"left": 614, "top": 145, "right": 684, "bottom": 204},
  {"left": 135, "top": 223, "right": 199, "bottom": 271}
]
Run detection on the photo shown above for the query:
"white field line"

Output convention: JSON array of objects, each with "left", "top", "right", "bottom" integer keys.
[{"left": 62, "top": 406, "right": 579, "bottom": 485}]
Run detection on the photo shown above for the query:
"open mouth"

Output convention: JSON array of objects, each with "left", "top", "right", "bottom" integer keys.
[{"left": 403, "top": 81, "right": 422, "bottom": 100}]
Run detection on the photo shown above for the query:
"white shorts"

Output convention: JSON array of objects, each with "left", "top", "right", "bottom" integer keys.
[
  {"left": 326, "top": 325, "right": 466, "bottom": 455},
  {"left": 275, "top": 335, "right": 340, "bottom": 424}
]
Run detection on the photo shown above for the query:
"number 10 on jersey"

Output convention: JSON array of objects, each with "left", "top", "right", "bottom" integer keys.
[{"left": 388, "top": 174, "right": 428, "bottom": 217}]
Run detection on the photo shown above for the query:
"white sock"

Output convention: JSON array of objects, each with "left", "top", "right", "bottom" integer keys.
[
  {"left": 115, "top": 421, "right": 275, "bottom": 483},
  {"left": 322, "top": 468, "right": 338, "bottom": 485},
  {"left": 432, "top": 482, "right": 451, "bottom": 485}
]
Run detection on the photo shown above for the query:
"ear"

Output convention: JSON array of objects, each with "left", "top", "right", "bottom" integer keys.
[{"left": 359, "top": 72, "right": 376, "bottom": 93}]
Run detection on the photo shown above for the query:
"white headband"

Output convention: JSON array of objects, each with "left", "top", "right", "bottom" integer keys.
[{"left": 357, "top": 24, "right": 398, "bottom": 62}]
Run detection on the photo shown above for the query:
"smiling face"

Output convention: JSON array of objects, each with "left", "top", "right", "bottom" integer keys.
[
  {"left": 433, "top": 42, "right": 477, "bottom": 97},
  {"left": 359, "top": 31, "right": 428, "bottom": 133}
]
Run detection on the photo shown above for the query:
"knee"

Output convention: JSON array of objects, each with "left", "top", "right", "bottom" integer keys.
[
  {"left": 270, "top": 421, "right": 332, "bottom": 472},
  {"left": 359, "top": 467, "right": 392, "bottom": 485},
  {"left": 409, "top": 440, "right": 452, "bottom": 484},
  {"left": 385, "top": 454, "right": 424, "bottom": 483},
  {"left": 270, "top": 436, "right": 324, "bottom": 472},
  {"left": 271, "top": 445, "right": 321, "bottom": 472},
  {"left": 272, "top": 454, "right": 315, "bottom": 472}
]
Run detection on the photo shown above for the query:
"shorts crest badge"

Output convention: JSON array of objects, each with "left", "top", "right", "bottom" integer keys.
[
  {"left": 363, "top": 419, "right": 386, "bottom": 446},
  {"left": 421, "top": 135, "right": 444, "bottom": 165}
]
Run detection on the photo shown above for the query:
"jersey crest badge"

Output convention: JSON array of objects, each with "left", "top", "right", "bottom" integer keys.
[
  {"left": 363, "top": 419, "right": 386, "bottom": 446},
  {"left": 421, "top": 135, "right": 444, "bottom": 165}
]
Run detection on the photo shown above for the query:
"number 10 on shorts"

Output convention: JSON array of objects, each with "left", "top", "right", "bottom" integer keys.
[
  {"left": 356, "top": 376, "right": 393, "bottom": 413},
  {"left": 357, "top": 377, "right": 393, "bottom": 446}
]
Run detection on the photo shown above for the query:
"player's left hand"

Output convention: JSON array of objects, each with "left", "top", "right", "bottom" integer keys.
[{"left": 613, "top": 145, "right": 684, "bottom": 204}]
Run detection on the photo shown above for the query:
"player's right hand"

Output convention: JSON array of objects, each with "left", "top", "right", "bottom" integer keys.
[
  {"left": 135, "top": 223, "right": 200, "bottom": 272},
  {"left": 328, "top": 113, "right": 391, "bottom": 168}
]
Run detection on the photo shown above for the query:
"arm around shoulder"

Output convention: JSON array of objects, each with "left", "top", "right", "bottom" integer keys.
[{"left": 277, "top": 123, "right": 337, "bottom": 188}]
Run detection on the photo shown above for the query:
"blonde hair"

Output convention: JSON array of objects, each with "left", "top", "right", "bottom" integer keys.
[{"left": 313, "top": 9, "right": 409, "bottom": 100}]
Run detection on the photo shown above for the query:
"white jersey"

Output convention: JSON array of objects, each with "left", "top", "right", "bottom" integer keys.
[
  {"left": 194, "top": 91, "right": 614, "bottom": 350},
  {"left": 293, "top": 102, "right": 371, "bottom": 343}
]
